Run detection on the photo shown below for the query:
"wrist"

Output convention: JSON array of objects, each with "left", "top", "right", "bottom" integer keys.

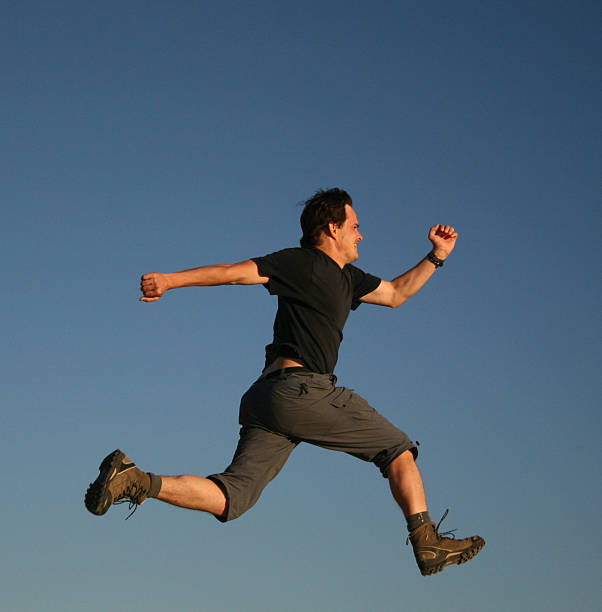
[
  {"left": 431, "top": 248, "right": 448, "bottom": 261},
  {"left": 163, "top": 272, "right": 175, "bottom": 290},
  {"left": 426, "top": 251, "right": 445, "bottom": 268}
]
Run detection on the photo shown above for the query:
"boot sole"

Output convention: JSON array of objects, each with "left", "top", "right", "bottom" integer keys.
[
  {"left": 421, "top": 537, "right": 485, "bottom": 576},
  {"left": 84, "top": 449, "right": 125, "bottom": 516}
]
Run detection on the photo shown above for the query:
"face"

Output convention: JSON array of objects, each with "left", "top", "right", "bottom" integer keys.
[{"left": 336, "top": 204, "right": 363, "bottom": 263}]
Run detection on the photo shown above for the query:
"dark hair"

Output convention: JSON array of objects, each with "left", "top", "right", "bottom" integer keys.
[{"left": 299, "top": 188, "right": 352, "bottom": 248}]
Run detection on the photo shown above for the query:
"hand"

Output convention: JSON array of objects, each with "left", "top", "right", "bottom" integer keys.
[
  {"left": 428, "top": 225, "right": 458, "bottom": 260},
  {"left": 140, "top": 272, "right": 169, "bottom": 302}
]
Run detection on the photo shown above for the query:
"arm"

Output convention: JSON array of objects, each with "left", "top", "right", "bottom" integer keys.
[
  {"left": 360, "top": 224, "right": 458, "bottom": 308},
  {"left": 140, "top": 259, "right": 269, "bottom": 302}
]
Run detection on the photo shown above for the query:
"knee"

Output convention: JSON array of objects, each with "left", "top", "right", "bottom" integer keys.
[
  {"left": 395, "top": 449, "right": 416, "bottom": 466},
  {"left": 387, "top": 449, "right": 417, "bottom": 477}
]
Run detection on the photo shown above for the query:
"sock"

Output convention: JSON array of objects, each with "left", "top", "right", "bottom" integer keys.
[
  {"left": 406, "top": 511, "right": 431, "bottom": 533},
  {"left": 147, "top": 473, "right": 163, "bottom": 498}
]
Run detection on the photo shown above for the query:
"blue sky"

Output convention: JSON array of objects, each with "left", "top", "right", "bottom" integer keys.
[{"left": 2, "top": 2, "right": 600, "bottom": 611}]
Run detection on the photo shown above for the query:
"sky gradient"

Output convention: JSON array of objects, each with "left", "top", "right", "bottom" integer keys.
[{"left": 2, "top": 2, "right": 600, "bottom": 611}]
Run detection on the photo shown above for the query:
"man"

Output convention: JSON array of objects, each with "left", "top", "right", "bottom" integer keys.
[{"left": 85, "top": 188, "right": 484, "bottom": 576}]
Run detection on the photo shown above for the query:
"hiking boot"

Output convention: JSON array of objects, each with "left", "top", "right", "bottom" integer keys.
[
  {"left": 85, "top": 449, "right": 151, "bottom": 518},
  {"left": 408, "top": 510, "right": 485, "bottom": 576}
]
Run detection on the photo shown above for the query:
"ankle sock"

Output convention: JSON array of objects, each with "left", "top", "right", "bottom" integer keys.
[
  {"left": 407, "top": 511, "right": 431, "bottom": 533},
  {"left": 148, "top": 473, "right": 162, "bottom": 498}
]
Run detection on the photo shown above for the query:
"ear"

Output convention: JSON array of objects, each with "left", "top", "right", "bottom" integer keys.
[{"left": 327, "top": 221, "right": 338, "bottom": 238}]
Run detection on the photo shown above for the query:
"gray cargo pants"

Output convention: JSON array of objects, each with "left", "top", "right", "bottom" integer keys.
[{"left": 208, "top": 368, "right": 417, "bottom": 522}]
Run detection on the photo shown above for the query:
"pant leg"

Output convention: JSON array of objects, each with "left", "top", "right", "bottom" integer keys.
[
  {"left": 302, "top": 385, "right": 417, "bottom": 476},
  {"left": 241, "top": 371, "right": 417, "bottom": 478},
  {"left": 208, "top": 425, "right": 297, "bottom": 522}
]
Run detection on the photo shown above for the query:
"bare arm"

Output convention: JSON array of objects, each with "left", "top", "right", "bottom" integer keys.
[
  {"left": 360, "top": 225, "right": 458, "bottom": 308},
  {"left": 140, "top": 259, "right": 269, "bottom": 302}
]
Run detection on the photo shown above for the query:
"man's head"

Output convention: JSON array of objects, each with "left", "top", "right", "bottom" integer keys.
[
  {"left": 300, "top": 188, "right": 363, "bottom": 265},
  {"left": 300, "top": 188, "right": 352, "bottom": 248}
]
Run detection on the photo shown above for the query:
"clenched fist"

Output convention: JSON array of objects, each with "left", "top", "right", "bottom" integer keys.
[
  {"left": 140, "top": 272, "right": 169, "bottom": 302},
  {"left": 428, "top": 225, "right": 458, "bottom": 260}
]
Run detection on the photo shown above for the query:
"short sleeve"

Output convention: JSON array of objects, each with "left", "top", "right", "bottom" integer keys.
[
  {"left": 251, "top": 248, "right": 313, "bottom": 298},
  {"left": 347, "top": 264, "right": 381, "bottom": 310}
]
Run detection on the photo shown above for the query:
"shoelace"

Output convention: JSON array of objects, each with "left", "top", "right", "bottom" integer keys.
[
  {"left": 435, "top": 508, "right": 458, "bottom": 539},
  {"left": 406, "top": 508, "right": 458, "bottom": 545},
  {"left": 114, "top": 482, "right": 148, "bottom": 520}
]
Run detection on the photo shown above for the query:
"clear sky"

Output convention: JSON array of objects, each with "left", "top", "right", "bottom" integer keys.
[{"left": 2, "top": 2, "right": 600, "bottom": 611}]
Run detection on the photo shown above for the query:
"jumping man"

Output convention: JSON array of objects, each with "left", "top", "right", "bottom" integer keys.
[{"left": 84, "top": 188, "right": 485, "bottom": 576}]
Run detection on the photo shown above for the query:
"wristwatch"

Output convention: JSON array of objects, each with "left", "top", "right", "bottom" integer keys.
[{"left": 426, "top": 251, "right": 445, "bottom": 268}]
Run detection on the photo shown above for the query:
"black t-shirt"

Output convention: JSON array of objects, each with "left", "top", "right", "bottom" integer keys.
[{"left": 252, "top": 247, "right": 381, "bottom": 374}]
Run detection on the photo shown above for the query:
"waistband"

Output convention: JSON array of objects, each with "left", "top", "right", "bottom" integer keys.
[
  {"left": 262, "top": 366, "right": 315, "bottom": 380},
  {"left": 259, "top": 367, "right": 337, "bottom": 387}
]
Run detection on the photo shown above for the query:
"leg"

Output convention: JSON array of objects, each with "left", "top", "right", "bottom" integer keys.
[
  {"left": 150, "top": 425, "right": 297, "bottom": 522},
  {"left": 387, "top": 449, "right": 427, "bottom": 517},
  {"left": 156, "top": 475, "right": 227, "bottom": 517},
  {"left": 269, "top": 377, "right": 486, "bottom": 576},
  {"left": 260, "top": 378, "right": 425, "bottom": 519},
  {"left": 387, "top": 449, "right": 485, "bottom": 576},
  {"left": 84, "top": 425, "right": 295, "bottom": 522},
  {"left": 208, "top": 426, "right": 297, "bottom": 521}
]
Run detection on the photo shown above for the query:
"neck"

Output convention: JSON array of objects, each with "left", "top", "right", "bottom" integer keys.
[{"left": 314, "top": 243, "right": 347, "bottom": 269}]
